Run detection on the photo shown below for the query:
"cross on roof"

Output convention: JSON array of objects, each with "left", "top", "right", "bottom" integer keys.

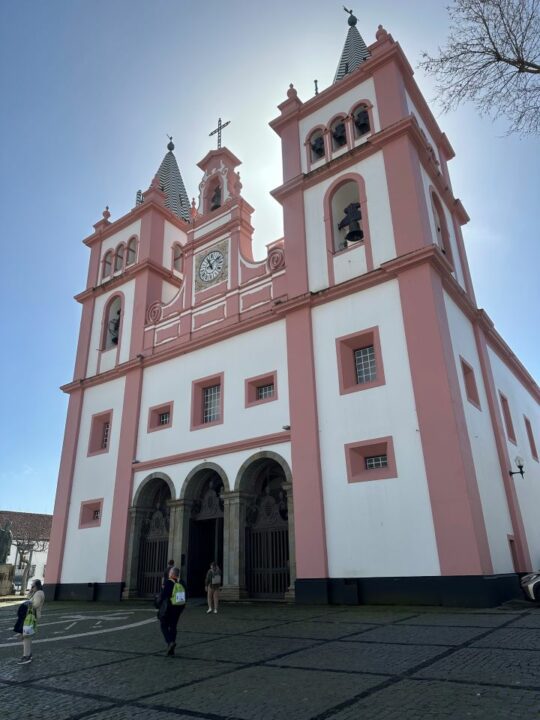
[{"left": 209, "top": 117, "right": 231, "bottom": 149}]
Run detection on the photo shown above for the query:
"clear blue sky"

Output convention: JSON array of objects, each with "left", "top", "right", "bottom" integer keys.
[{"left": 1, "top": 1, "right": 538, "bottom": 514}]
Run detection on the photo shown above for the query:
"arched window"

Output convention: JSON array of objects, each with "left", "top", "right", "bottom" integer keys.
[
  {"left": 102, "top": 295, "right": 122, "bottom": 351},
  {"left": 330, "top": 117, "right": 348, "bottom": 151},
  {"left": 331, "top": 180, "right": 364, "bottom": 252},
  {"left": 172, "top": 243, "right": 183, "bottom": 273},
  {"left": 114, "top": 244, "right": 125, "bottom": 272},
  {"left": 431, "top": 192, "right": 453, "bottom": 266},
  {"left": 309, "top": 129, "right": 326, "bottom": 163},
  {"left": 352, "top": 104, "right": 371, "bottom": 138},
  {"left": 207, "top": 180, "right": 222, "bottom": 212},
  {"left": 102, "top": 251, "right": 113, "bottom": 279},
  {"left": 126, "top": 236, "right": 137, "bottom": 266}
]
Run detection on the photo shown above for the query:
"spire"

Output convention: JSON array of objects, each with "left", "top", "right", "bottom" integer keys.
[
  {"left": 154, "top": 137, "right": 191, "bottom": 222},
  {"left": 333, "top": 7, "right": 370, "bottom": 83}
]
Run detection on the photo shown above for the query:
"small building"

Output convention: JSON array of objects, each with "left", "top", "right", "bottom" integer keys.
[
  {"left": 46, "top": 13, "right": 539, "bottom": 606},
  {"left": 0, "top": 511, "right": 52, "bottom": 590}
]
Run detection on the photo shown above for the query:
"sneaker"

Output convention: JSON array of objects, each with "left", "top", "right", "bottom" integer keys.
[
  {"left": 17, "top": 656, "right": 32, "bottom": 665},
  {"left": 206, "top": 608, "right": 212, "bottom": 614},
  {"left": 213, "top": 610, "right": 218, "bottom": 614}
]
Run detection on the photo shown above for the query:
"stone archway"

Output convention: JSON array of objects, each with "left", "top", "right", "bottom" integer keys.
[
  {"left": 124, "top": 473, "right": 175, "bottom": 598},
  {"left": 231, "top": 452, "right": 296, "bottom": 600},
  {"left": 173, "top": 463, "right": 229, "bottom": 597}
]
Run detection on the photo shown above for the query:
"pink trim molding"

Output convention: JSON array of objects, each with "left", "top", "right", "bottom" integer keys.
[
  {"left": 87, "top": 410, "right": 113, "bottom": 457},
  {"left": 460, "top": 356, "right": 481, "bottom": 410},
  {"left": 147, "top": 401, "right": 174, "bottom": 433},
  {"left": 245, "top": 371, "right": 278, "bottom": 408},
  {"left": 345, "top": 436, "right": 397, "bottom": 483},
  {"left": 524, "top": 415, "right": 539, "bottom": 462},
  {"left": 190, "top": 372, "right": 224, "bottom": 431},
  {"left": 79, "top": 498, "right": 104, "bottom": 529},
  {"left": 336, "top": 325, "right": 385, "bottom": 395},
  {"left": 499, "top": 392, "right": 517, "bottom": 445}
]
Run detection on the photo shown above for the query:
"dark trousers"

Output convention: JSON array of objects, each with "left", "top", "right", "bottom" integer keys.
[{"left": 159, "top": 606, "right": 184, "bottom": 645}]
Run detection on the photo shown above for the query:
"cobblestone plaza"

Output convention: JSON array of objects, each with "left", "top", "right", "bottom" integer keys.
[{"left": 2, "top": 600, "right": 540, "bottom": 719}]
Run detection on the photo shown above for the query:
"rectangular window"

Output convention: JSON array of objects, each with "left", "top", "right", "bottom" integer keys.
[
  {"left": 256, "top": 383, "right": 275, "bottom": 400},
  {"left": 524, "top": 416, "right": 539, "bottom": 461},
  {"left": 336, "top": 327, "right": 385, "bottom": 395},
  {"left": 79, "top": 499, "right": 104, "bottom": 529},
  {"left": 365, "top": 454, "right": 388, "bottom": 470},
  {"left": 354, "top": 345, "right": 376, "bottom": 385},
  {"left": 499, "top": 392, "right": 517, "bottom": 444},
  {"left": 345, "top": 437, "right": 397, "bottom": 483},
  {"left": 191, "top": 373, "right": 224, "bottom": 430},
  {"left": 245, "top": 371, "right": 278, "bottom": 408},
  {"left": 460, "top": 357, "right": 481, "bottom": 409},
  {"left": 88, "top": 411, "right": 113, "bottom": 456},
  {"left": 203, "top": 384, "right": 221, "bottom": 423},
  {"left": 147, "top": 402, "right": 173, "bottom": 432}
]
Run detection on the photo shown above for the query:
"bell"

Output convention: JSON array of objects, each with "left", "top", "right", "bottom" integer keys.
[
  {"left": 332, "top": 123, "right": 347, "bottom": 147},
  {"left": 311, "top": 135, "right": 325, "bottom": 158},
  {"left": 345, "top": 228, "right": 364, "bottom": 242},
  {"left": 354, "top": 110, "right": 370, "bottom": 136}
]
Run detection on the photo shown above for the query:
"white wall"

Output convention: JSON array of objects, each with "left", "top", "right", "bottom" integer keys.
[
  {"left": 6, "top": 542, "right": 49, "bottom": 589},
  {"left": 405, "top": 91, "right": 441, "bottom": 166},
  {"left": 444, "top": 293, "right": 514, "bottom": 572},
  {"left": 136, "top": 320, "right": 290, "bottom": 461},
  {"left": 86, "top": 279, "right": 136, "bottom": 376},
  {"left": 312, "top": 281, "right": 440, "bottom": 577},
  {"left": 61, "top": 377, "right": 126, "bottom": 583},
  {"left": 304, "top": 150, "right": 396, "bottom": 292},
  {"left": 299, "top": 77, "right": 380, "bottom": 174},
  {"left": 162, "top": 220, "right": 187, "bottom": 270},
  {"left": 488, "top": 346, "right": 540, "bottom": 569}
]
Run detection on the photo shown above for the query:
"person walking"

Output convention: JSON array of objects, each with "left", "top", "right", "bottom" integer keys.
[
  {"left": 157, "top": 566, "right": 186, "bottom": 656},
  {"left": 162, "top": 559, "right": 175, "bottom": 587},
  {"left": 205, "top": 561, "right": 222, "bottom": 614},
  {"left": 17, "top": 579, "right": 45, "bottom": 665}
]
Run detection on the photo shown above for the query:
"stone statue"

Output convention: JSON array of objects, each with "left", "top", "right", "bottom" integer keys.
[
  {"left": 337, "top": 202, "right": 364, "bottom": 242},
  {"left": 0, "top": 520, "right": 13, "bottom": 564},
  {"left": 109, "top": 309, "right": 121, "bottom": 345}
]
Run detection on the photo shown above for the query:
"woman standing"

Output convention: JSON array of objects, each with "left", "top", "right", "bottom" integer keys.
[
  {"left": 157, "top": 566, "right": 186, "bottom": 656},
  {"left": 18, "top": 579, "right": 45, "bottom": 665},
  {"left": 205, "top": 561, "right": 222, "bottom": 614}
]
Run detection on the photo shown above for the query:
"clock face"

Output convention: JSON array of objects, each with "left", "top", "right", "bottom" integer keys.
[{"left": 199, "top": 250, "right": 225, "bottom": 282}]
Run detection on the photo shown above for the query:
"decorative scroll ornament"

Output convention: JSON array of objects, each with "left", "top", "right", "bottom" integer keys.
[
  {"left": 145, "top": 508, "right": 169, "bottom": 540},
  {"left": 191, "top": 480, "right": 224, "bottom": 519},
  {"left": 267, "top": 247, "right": 286, "bottom": 272},
  {"left": 146, "top": 301, "right": 163, "bottom": 325}
]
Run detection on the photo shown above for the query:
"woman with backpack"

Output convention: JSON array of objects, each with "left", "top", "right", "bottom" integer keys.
[
  {"left": 205, "top": 561, "right": 222, "bottom": 614},
  {"left": 14, "top": 579, "right": 45, "bottom": 665},
  {"left": 157, "top": 566, "right": 186, "bottom": 656}
]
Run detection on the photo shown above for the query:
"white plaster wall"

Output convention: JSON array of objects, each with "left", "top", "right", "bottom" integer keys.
[
  {"left": 420, "top": 166, "right": 465, "bottom": 288},
  {"left": 299, "top": 78, "right": 380, "bottom": 174},
  {"left": 334, "top": 245, "right": 367, "bottom": 284},
  {"left": 132, "top": 443, "right": 292, "bottom": 503},
  {"left": 194, "top": 213, "right": 232, "bottom": 240},
  {"left": 312, "top": 281, "right": 440, "bottom": 577},
  {"left": 86, "top": 279, "right": 136, "bottom": 377},
  {"left": 60, "top": 377, "right": 126, "bottom": 583},
  {"left": 6, "top": 543, "right": 49, "bottom": 588},
  {"left": 136, "top": 321, "right": 289, "bottom": 461},
  {"left": 488, "top": 346, "right": 540, "bottom": 569},
  {"left": 303, "top": 150, "right": 396, "bottom": 292},
  {"left": 162, "top": 281, "right": 179, "bottom": 305},
  {"left": 405, "top": 91, "right": 441, "bottom": 166},
  {"left": 162, "top": 220, "right": 187, "bottom": 270},
  {"left": 444, "top": 293, "right": 514, "bottom": 572}
]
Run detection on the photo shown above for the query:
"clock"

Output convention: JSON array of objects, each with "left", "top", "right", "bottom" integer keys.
[{"left": 199, "top": 250, "right": 225, "bottom": 282}]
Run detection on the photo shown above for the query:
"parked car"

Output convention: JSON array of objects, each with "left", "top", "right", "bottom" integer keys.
[{"left": 521, "top": 573, "right": 540, "bottom": 601}]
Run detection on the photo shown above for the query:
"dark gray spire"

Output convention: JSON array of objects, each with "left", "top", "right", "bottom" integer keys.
[
  {"left": 156, "top": 138, "right": 191, "bottom": 222},
  {"left": 334, "top": 8, "right": 370, "bottom": 83}
]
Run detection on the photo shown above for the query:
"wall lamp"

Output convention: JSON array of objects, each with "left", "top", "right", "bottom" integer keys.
[{"left": 509, "top": 456, "right": 525, "bottom": 479}]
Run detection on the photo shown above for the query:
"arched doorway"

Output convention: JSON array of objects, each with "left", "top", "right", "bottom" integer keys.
[
  {"left": 184, "top": 467, "right": 225, "bottom": 596},
  {"left": 124, "top": 473, "right": 175, "bottom": 598},
  {"left": 237, "top": 454, "right": 294, "bottom": 599}
]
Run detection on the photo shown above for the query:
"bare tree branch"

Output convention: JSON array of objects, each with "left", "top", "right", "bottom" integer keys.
[{"left": 419, "top": 0, "right": 540, "bottom": 134}]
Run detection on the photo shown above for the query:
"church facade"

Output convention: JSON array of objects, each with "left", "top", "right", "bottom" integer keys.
[{"left": 46, "top": 16, "right": 540, "bottom": 606}]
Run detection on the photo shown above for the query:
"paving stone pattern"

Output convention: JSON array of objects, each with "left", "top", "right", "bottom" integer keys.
[{"left": 1, "top": 600, "right": 540, "bottom": 719}]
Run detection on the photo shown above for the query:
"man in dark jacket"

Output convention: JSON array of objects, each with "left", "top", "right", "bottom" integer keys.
[{"left": 158, "top": 565, "right": 185, "bottom": 656}]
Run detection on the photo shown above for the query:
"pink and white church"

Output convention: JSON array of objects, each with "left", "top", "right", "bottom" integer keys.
[{"left": 46, "top": 14, "right": 539, "bottom": 606}]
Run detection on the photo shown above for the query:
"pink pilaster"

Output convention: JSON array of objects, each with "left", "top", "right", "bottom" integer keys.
[
  {"left": 45, "top": 389, "right": 84, "bottom": 583},
  {"left": 285, "top": 304, "right": 328, "bottom": 579},
  {"left": 105, "top": 367, "right": 143, "bottom": 582},
  {"left": 398, "top": 262, "right": 493, "bottom": 575}
]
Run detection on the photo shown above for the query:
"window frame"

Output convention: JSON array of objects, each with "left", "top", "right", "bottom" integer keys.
[
  {"left": 335, "top": 326, "right": 385, "bottom": 395},
  {"left": 460, "top": 356, "right": 481, "bottom": 410},
  {"left": 345, "top": 436, "right": 397, "bottom": 483},
  {"left": 87, "top": 410, "right": 113, "bottom": 456},
  {"left": 245, "top": 371, "right": 278, "bottom": 408},
  {"left": 524, "top": 415, "right": 539, "bottom": 462},
  {"left": 147, "top": 402, "right": 174, "bottom": 433},
  {"left": 190, "top": 372, "right": 224, "bottom": 430},
  {"left": 79, "top": 499, "right": 104, "bottom": 529},
  {"left": 499, "top": 392, "right": 517, "bottom": 444},
  {"left": 125, "top": 236, "right": 138, "bottom": 267}
]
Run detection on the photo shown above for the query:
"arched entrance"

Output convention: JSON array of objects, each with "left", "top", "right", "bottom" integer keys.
[
  {"left": 124, "top": 473, "right": 174, "bottom": 598},
  {"left": 237, "top": 453, "right": 295, "bottom": 600},
  {"left": 183, "top": 466, "right": 226, "bottom": 596}
]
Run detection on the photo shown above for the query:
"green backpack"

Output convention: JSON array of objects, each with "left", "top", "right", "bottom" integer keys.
[{"left": 170, "top": 581, "right": 186, "bottom": 606}]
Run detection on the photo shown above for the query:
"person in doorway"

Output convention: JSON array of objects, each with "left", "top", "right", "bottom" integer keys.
[
  {"left": 205, "top": 561, "right": 222, "bottom": 614},
  {"left": 157, "top": 566, "right": 186, "bottom": 656},
  {"left": 17, "top": 579, "right": 45, "bottom": 665},
  {"left": 162, "top": 559, "right": 175, "bottom": 587}
]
